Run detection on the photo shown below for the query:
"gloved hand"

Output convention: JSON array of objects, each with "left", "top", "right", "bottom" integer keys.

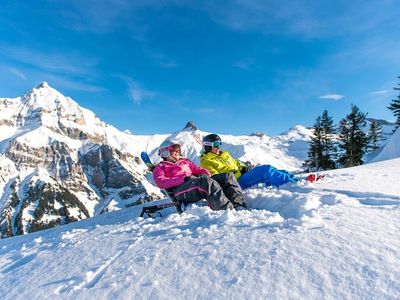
[
  {"left": 241, "top": 161, "right": 254, "bottom": 174},
  {"left": 184, "top": 175, "right": 197, "bottom": 182},
  {"left": 241, "top": 166, "right": 249, "bottom": 174}
]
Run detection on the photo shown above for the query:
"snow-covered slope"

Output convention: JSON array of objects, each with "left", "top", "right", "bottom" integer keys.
[
  {"left": 367, "top": 127, "right": 400, "bottom": 163},
  {"left": 0, "top": 157, "right": 399, "bottom": 299}
]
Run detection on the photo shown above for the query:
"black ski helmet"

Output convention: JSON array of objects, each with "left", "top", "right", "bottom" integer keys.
[{"left": 202, "top": 134, "right": 222, "bottom": 153}]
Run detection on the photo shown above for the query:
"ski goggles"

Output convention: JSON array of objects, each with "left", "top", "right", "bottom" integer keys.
[
  {"left": 203, "top": 141, "right": 222, "bottom": 148},
  {"left": 159, "top": 144, "right": 181, "bottom": 155}
]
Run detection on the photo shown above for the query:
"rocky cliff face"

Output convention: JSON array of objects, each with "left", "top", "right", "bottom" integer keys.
[{"left": 0, "top": 83, "right": 162, "bottom": 238}]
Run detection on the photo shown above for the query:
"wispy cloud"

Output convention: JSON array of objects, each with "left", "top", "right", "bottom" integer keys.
[
  {"left": 0, "top": 44, "right": 106, "bottom": 92},
  {"left": 194, "top": 108, "right": 216, "bottom": 113},
  {"left": 149, "top": 52, "right": 178, "bottom": 68},
  {"left": 119, "top": 76, "right": 156, "bottom": 104},
  {"left": 62, "top": 0, "right": 165, "bottom": 33},
  {"left": 319, "top": 94, "right": 344, "bottom": 101},
  {"left": 369, "top": 90, "right": 388, "bottom": 95},
  {"left": 0, "top": 44, "right": 98, "bottom": 76},
  {"left": 42, "top": 74, "right": 106, "bottom": 92},
  {"left": 201, "top": 0, "right": 399, "bottom": 39},
  {"left": 8, "top": 67, "right": 27, "bottom": 80},
  {"left": 202, "top": 1, "right": 321, "bottom": 37},
  {"left": 232, "top": 58, "right": 256, "bottom": 70}
]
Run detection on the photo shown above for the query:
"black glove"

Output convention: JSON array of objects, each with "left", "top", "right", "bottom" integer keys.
[
  {"left": 240, "top": 166, "right": 250, "bottom": 175},
  {"left": 241, "top": 161, "right": 254, "bottom": 174},
  {"left": 184, "top": 175, "right": 197, "bottom": 182}
]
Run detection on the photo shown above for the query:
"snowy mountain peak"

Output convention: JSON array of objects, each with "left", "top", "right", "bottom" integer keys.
[
  {"left": 279, "top": 125, "right": 311, "bottom": 138},
  {"left": 23, "top": 81, "right": 74, "bottom": 107},
  {"left": 250, "top": 132, "right": 266, "bottom": 138},
  {"left": 183, "top": 121, "right": 197, "bottom": 131},
  {"left": 37, "top": 81, "right": 49, "bottom": 89},
  {"left": 0, "top": 83, "right": 115, "bottom": 150},
  {"left": 366, "top": 117, "right": 395, "bottom": 126}
]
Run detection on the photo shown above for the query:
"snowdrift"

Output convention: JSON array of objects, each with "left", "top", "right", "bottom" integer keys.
[{"left": 1, "top": 158, "right": 399, "bottom": 299}]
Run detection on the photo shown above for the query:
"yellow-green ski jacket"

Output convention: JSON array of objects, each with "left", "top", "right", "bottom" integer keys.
[{"left": 200, "top": 151, "right": 246, "bottom": 179}]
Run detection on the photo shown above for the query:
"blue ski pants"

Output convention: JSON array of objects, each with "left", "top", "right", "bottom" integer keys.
[{"left": 237, "top": 165, "right": 296, "bottom": 189}]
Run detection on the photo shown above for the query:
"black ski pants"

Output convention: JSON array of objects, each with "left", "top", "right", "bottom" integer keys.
[
  {"left": 172, "top": 176, "right": 232, "bottom": 210},
  {"left": 211, "top": 172, "right": 245, "bottom": 208}
]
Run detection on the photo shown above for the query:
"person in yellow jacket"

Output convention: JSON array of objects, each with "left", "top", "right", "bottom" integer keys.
[{"left": 200, "top": 134, "right": 297, "bottom": 189}]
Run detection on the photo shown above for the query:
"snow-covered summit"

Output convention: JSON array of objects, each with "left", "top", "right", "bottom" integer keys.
[
  {"left": 1, "top": 82, "right": 112, "bottom": 150},
  {"left": 0, "top": 83, "right": 151, "bottom": 155},
  {"left": 278, "top": 124, "right": 313, "bottom": 140},
  {"left": 272, "top": 125, "right": 313, "bottom": 162},
  {"left": 21, "top": 82, "right": 81, "bottom": 113}
]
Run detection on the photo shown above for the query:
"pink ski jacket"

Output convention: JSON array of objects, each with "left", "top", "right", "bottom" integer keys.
[{"left": 153, "top": 158, "right": 211, "bottom": 190}]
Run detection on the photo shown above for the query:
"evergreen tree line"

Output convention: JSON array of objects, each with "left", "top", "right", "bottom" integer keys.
[{"left": 304, "top": 76, "right": 400, "bottom": 171}]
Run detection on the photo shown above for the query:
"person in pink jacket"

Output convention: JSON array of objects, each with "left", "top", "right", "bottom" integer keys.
[{"left": 153, "top": 141, "right": 244, "bottom": 210}]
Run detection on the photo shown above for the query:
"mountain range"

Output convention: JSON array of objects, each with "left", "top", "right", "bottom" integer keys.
[{"left": 0, "top": 83, "right": 396, "bottom": 238}]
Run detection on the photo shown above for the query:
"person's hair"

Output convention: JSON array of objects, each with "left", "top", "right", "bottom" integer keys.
[
  {"left": 160, "top": 143, "right": 181, "bottom": 160},
  {"left": 170, "top": 144, "right": 181, "bottom": 152}
]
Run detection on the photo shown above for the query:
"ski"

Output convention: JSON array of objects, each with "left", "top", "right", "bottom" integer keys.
[{"left": 141, "top": 151, "right": 154, "bottom": 170}]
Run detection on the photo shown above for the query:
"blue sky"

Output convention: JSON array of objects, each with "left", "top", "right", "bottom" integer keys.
[{"left": 1, "top": 0, "right": 400, "bottom": 135}]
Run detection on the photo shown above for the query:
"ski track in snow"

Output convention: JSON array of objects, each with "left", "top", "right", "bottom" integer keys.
[
  {"left": 59, "top": 243, "right": 133, "bottom": 293},
  {"left": 49, "top": 227, "right": 145, "bottom": 295}
]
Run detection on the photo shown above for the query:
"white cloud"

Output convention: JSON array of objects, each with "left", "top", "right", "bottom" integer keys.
[
  {"left": 0, "top": 44, "right": 98, "bottom": 76},
  {"left": 0, "top": 63, "right": 105, "bottom": 93},
  {"left": 319, "top": 94, "right": 344, "bottom": 101},
  {"left": 201, "top": 1, "right": 400, "bottom": 39},
  {"left": 63, "top": 0, "right": 166, "bottom": 33},
  {"left": 42, "top": 75, "right": 106, "bottom": 92},
  {"left": 158, "top": 60, "right": 178, "bottom": 68},
  {"left": 8, "top": 67, "right": 27, "bottom": 80},
  {"left": 149, "top": 53, "right": 178, "bottom": 68},
  {"left": 194, "top": 108, "right": 215, "bottom": 113},
  {"left": 232, "top": 58, "right": 256, "bottom": 70},
  {"left": 369, "top": 90, "right": 388, "bottom": 95},
  {"left": 119, "top": 76, "right": 156, "bottom": 104}
]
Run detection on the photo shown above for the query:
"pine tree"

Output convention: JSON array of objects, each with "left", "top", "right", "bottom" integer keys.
[
  {"left": 338, "top": 104, "right": 369, "bottom": 167},
  {"left": 304, "top": 116, "right": 323, "bottom": 171},
  {"left": 387, "top": 76, "right": 400, "bottom": 130},
  {"left": 304, "top": 110, "right": 337, "bottom": 171},
  {"left": 367, "top": 120, "right": 383, "bottom": 152},
  {"left": 320, "top": 110, "right": 337, "bottom": 169}
]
